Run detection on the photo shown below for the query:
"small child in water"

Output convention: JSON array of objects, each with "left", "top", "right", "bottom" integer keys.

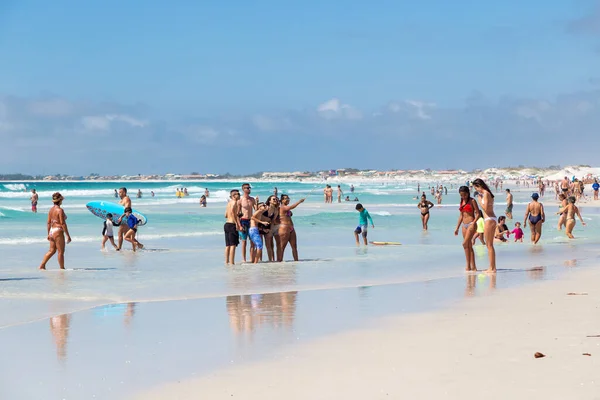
[
  {"left": 102, "top": 213, "right": 118, "bottom": 250},
  {"left": 354, "top": 203, "right": 374, "bottom": 245},
  {"left": 511, "top": 222, "right": 524, "bottom": 242}
]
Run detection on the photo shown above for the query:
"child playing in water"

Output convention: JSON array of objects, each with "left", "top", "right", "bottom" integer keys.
[
  {"left": 354, "top": 203, "right": 374, "bottom": 245},
  {"left": 511, "top": 222, "right": 524, "bottom": 242},
  {"left": 101, "top": 213, "right": 118, "bottom": 250}
]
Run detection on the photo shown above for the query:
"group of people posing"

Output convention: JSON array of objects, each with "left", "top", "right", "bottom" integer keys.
[{"left": 224, "top": 184, "right": 305, "bottom": 264}]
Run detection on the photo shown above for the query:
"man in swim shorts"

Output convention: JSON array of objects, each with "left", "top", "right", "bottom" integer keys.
[
  {"left": 224, "top": 189, "right": 242, "bottom": 264},
  {"left": 237, "top": 183, "right": 257, "bottom": 263},
  {"left": 30, "top": 189, "right": 38, "bottom": 213},
  {"left": 560, "top": 176, "right": 570, "bottom": 194},
  {"left": 354, "top": 203, "right": 374, "bottom": 245},
  {"left": 116, "top": 187, "right": 132, "bottom": 251},
  {"left": 505, "top": 189, "right": 513, "bottom": 219}
]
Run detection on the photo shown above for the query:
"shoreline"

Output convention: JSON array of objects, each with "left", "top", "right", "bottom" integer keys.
[{"left": 134, "top": 266, "right": 600, "bottom": 400}]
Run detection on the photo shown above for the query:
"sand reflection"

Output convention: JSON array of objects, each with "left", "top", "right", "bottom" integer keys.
[
  {"left": 226, "top": 291, "right": 298, "bottom": 336},
  {"left": 49, "top": 313, "right": 71, "bottom": 362}
]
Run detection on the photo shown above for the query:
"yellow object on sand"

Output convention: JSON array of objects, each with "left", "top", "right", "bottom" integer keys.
[{"left": 370, "top": 241, "right": 402, "bottom": 246}]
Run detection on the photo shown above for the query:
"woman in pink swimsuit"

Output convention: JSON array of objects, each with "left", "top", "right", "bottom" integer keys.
[
  {"left": 277, "top": 194, "right": 305, "bottom": 262},
  {"left": 39, "top": 192, "right": 72, "bottom": 270}
]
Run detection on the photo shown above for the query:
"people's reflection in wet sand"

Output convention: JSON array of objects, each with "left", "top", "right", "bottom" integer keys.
[
  {"left": 124, "top": 302, "right": 136, "bottom": 327},
  {"left": 49, "top": 313, "right": 71, "bottom": 362},
  {"left": 226, "top": 291, "right": 298, "bottom": 336},
  {"left": 465, "top": 273, "right": 496, "bottom": 297},
  {"left": 527, "top": 266, "right": 546, "bottom": 280}
]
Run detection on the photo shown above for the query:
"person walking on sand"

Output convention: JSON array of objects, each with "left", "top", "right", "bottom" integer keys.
[
  {"left": 417, "top": 195, "right": 434, "bottom": 230},
  {"left": 556, "top": 196, "right": 586, "bottom": 239},
  {"left": 123, "top": 207, "right": 144, "bottom": 251},
  {"left": 116, "top": 187, "right": 132, "bottom": 251},
  {"left": 454, "top": 186, "right": 481, "bottom": 272},
  {"left": 39, "top": 193, "right": 72, "bottom": 270},
  {"left": 524, "top": 193, "right": 545, "bottom": 244},
  {"left": 473, "top": 178, "right": 497, "bottom": 274},
  {"left": 30, "top": 189, "right": 38, "bottom": 213},
  {"left": 224, "top": 189, "right": 242, "bottom": 264},
  {"left": 505, "top": 189, "right": 513, "bottom": 219},
  {"left": 354, "top": 203, "right": 374, "bottom": 246},
  {"left": 277, "top": 194, "right": 305, "bottom": 261}
]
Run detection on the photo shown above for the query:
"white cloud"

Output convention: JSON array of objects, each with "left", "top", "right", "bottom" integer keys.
[
  {"left": 80, "top": 114, "right": 147, "bottom": 132},
  {"left": 317, "top": 98, "right": 363, "bottom": 120},
  {"left": 27, "top": 98, "right": 74, "bottom": 117},
  {"left": 81, "top": 116, "right": 111, "bottom": 131}
]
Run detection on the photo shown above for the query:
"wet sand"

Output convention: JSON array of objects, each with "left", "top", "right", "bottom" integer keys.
[{"left": 134, "top": 267, "right": 600, "bottom": 400}]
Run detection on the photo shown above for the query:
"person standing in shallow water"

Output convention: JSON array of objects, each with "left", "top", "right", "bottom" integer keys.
[
  {"left": 454, "top": 186, "right": 481, "bottom": 272},
  {"left": 39, "top": 192, "right": 71, "bottom": 270},
  {"left": 30, "top": 189, "right": 38, "bottom": 213},
  {"left": 524, "top": 193, "right": 545, "bottom": 244},
  {"left": 417, "top": 195, "right": 434, "bottom": 230},
  {"left": 505, "top": 189, "right": 513, "bottom": 219},
  {"left": 472, "top": 178, "right": 497, "bottom": 274}
]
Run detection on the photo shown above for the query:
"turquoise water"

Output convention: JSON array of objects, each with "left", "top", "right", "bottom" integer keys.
[{"left": 1, "top": 180, "right": 599, "bottom": 327}]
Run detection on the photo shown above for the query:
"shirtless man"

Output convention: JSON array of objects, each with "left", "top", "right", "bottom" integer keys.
[
  {"left": 237, "top": 183, "right": 257, "bottom": 263},
  {"left": 560, "top": 176, "right": 570, "bottom": 195},
  {"left": 224, "top": 190, "right": 242, "bottom": 264},
  {"left": 116, "top": 187, "right": 132, "bottom": 251},
  {"left": 30, "top": 189, "right": 38, "bottom": 213},
  {"left": 505, "top": 189, "right": 513, "bottom": 219},
  {"left": 523, "top": 193, "right": 545, "bottom": 244}
]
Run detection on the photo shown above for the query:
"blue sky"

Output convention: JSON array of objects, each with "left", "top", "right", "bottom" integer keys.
[{"left": 1, "top": 0, "right": 600, "bottom": 174}]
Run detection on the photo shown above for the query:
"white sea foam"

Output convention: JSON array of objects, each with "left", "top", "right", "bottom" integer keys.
[
  {"left": 2, "top": 183, "right": 27, "bottom": 191},
  {"left": 0, "top": 231, "right": 221, "bottom": 245}
]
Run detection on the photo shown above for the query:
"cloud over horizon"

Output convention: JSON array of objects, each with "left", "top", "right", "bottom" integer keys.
[{"left": 2, "top": 90, "right": 600, "bottom": 176}]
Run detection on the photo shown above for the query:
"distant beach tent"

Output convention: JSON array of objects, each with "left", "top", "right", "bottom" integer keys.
[{"left": 329, "top": 170, "right": 337, "bottom": 176}]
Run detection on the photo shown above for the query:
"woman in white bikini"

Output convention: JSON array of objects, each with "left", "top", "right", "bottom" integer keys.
[
  {"left": 277, "top": 194, "right": 305, "bottom": 262},
  {"left": 472, "top": 179, "right": 497, "bottom": 273},
  {"left": 39, "top": 192, "right": 72, "bottom": 270},
  {"left": 454, "top": 186, "right": 481, "bottom": 272}
]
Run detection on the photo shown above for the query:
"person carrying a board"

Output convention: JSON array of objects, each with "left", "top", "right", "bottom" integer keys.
[
  {"left": 123, "top": 207, "right": 144, "bottom": 251},
  {"left": 354, "top": 203, "right": 374, "bottom": 246},
  {"left": 116, "top": 187, "right": 132, "bottom": 251},
  {"left": 102, "top": 213, "right": 118, "bottom": 250}
]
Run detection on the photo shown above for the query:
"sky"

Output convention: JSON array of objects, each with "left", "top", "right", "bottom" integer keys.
[{"left": 1, "top": 0, "right": 600, "bottom": 175}]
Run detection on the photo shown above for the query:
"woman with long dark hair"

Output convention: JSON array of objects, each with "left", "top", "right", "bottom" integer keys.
[
  {"left": 454, "top": 186, "right": 480, "bottom": 271},
  {"left": 472, "top": 178, "right": 497, "bottom": 273},
  {"left": 417, "top": 194, "right": 434, "bottom": 230},
  {"left": 263, "top": 195, "right": 280, "bottom": 261},
  {"left": 277, "top": 194, "right": 305, "bottom": 261}
]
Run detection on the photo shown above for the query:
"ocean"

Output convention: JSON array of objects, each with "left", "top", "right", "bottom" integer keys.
[
  {"left": 1, "top": 180, "right": 599, "bottom": 327},
  {"left": 2, "top": 180, "right": 600, "bottom": 398}
]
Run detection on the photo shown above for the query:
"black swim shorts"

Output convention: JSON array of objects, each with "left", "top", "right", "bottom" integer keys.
[{"left": 224, "top": 222, "right": 239, "bottom": 247}]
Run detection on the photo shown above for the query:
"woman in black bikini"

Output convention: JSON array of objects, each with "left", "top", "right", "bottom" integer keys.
[
  {"left": 263, "top": 195, "right": 280, "bottom": 261},
  {"left": 417, "top": 194, "right": 434, "bottom": 230},
  {"left": 277, "top": 194, "right": 305, "bottom": 262},
  {"left": 454, "top": 186, "right": 480, "bottom": 272}
]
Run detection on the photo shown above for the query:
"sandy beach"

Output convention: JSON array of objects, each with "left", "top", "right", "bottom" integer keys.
[{"left": 135, "top": 267, "right": 600, "bottom": 400}]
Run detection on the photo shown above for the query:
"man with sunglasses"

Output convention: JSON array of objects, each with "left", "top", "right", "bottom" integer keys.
[{"left": 238, "top": 183, "right": 259, "bottom": 263}]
